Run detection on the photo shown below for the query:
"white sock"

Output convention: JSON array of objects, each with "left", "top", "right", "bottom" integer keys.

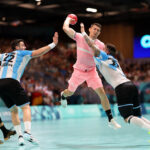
[
  {"left": 14, "top": 125, "right": 23, "bottom": 137},
  {"left": 141, "top": 117, "right": 150, "bottom": 124},
  {"left": 130, "top": 116, "right": 150, "bottom": 131},
  {"left": 24, "top": 121, "right": 31, "bottom": 133}
]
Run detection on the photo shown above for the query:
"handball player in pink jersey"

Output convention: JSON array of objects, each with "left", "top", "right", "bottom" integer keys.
[{"left": 61, "top": 15, "right": 121, "bottom": 128}]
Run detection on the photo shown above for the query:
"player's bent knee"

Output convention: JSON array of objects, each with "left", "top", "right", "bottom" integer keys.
[
  {"left": 21, "top": 104, "right": 30, "bottom": 110},
  {"left": 126, "top": 115, "right": 133, "bottom": 123},
  {"left": 10, "top": 106, "right": 18, "bottom": 113}
]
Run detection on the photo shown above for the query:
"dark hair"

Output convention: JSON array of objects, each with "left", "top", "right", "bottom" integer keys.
[
  {"left": 106, "top": 43, "right": 117, "bottom": 57},
  {"left": 90, "top": 23, "right": 102, "bottom": 29},
  {"left": 11, "top": 39, "right": 25, "bottom": 50}
]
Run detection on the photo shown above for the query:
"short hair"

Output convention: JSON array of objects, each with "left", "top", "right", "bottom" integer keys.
[
  {"left": 106, "top": 43, "right": 117, "bottom": 57},
  {"left": 11, "top": 39, "right": 25, "bottom": 50},
  {"left": 90, "top": 23, "right": 102, "bottom": 29}
]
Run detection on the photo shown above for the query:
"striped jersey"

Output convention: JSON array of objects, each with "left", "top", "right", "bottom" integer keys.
[
  {"left": 94, "top": 51, "right": 130, "bottom": 88},
  {"left": 73, "top": 32, "right": 105, "bottom": 71},
  {"left": 0, "top": 50, "right": 32, "bottom": 82}
]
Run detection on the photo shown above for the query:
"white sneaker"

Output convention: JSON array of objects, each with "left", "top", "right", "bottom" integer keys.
[
  {"left": 24, "top": 132, "right": 38, "bottom": 145},
  {"left": 18, "top": 135, "right": 25, "bottom": 146},
  {"left": 60, "top": 92, "right": 67, "bottom": 108},
  {"left": 108, "top": 119, "right": 121, "bottom": 130}
]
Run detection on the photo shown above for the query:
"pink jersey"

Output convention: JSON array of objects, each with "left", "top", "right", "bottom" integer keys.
[{"left": 73, "top": 32, "right": 105, "bottom": 71}]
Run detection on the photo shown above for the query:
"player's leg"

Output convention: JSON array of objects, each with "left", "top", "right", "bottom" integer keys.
[
  {"left": 20, "top": 103, "right": 38, "bottom": 145},
  {"left": 141, "top": 117, "right": 150, "bottom": 124},
  {"left": 116, "top": 82, "right": 134, "bottom": 121},
  {"left": 95, "top": 87, "right": 121, "bottom": 129},
  {"left": 21, "top": 104, "right": 31, "bottom": 133},
  {"left": 87, "top": 69, "right": 121, "bottom": 129},
  {"left": 0, "top": 117, "right": 16, "bottom": 141},
  {"left": 132, "top": 84, "right": 142, "bottom": 117},
  {"left": 61, "top": 69, "right": 85, "bottom": 107},
  {"left": 118, "top": 98, "right": 150, "bottom": 131},
  {"left": 126, "top": 115, "right": 150, "bottom": 131},
  {"left": 132, "top": 84, "right": 150, "bottom": 125},
  {"left": 95, "top": 88, "right": 112, "bottom": 118},
  {"left": 10, "top": 80, "right": 36, "bottom": 144},
  {"left": 0, "top": 79, "right": 16, "bottom": 141},
  {"left": 7, "top": 80, "right": 30, "bottom": 146},
  {"left": 116, "top": 82, "right": 150, "bottom": 130},
  {"left": 10, "top": 106, "right": 24, "bottom": 146},
  {"left": 13, "top": 81, "right": 38, "bottom": 145},
  {"left": 125, "top": 83, "right": 150, "bottom": 130},
  {"left": 0, "top": 93, "right": 17, "bottom": 141},
  {"left": 0, "top": 84, "right": 23, "bottom": 145}
]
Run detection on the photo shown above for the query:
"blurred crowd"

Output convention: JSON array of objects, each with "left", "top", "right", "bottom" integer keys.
[{"left": 0, "top": 38, "right": 150, "bottom": 106}]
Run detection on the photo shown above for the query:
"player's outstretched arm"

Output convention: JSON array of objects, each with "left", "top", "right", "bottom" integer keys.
[
  {"left": 32, "top": 32, "right": 58, "bottom": 58},
  {"left": 63, "top": 17, "right": 76, "bottom": 39},
  {"left": 80, "top": 23, "right": 100, "bottom": 55}
]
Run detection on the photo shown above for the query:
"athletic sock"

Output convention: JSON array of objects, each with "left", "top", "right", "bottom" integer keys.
[
  {"left": 24, "top": 121, "right": 31, "bottom": 133},
  {"left": 14, "top": 125, "right": 23, "bottom": 137},
  {"left": 0, "top": 124, "right": 8, "bottom": 138},
  {"left": 105, "top": 109, "right": 113, "bottom": 122}
]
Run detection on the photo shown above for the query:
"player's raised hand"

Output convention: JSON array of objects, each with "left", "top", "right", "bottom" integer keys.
[
  {"left": 67, "top": 14, "right": 78, "bottom": 25},
  {"left": 53, "top": 32, "right": 58, "bottom": 45},
  {"left": 80, "top": 23, "right": 85, "bottom": 33}
]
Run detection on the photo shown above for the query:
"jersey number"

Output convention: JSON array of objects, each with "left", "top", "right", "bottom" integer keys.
[
  {"left": 108, "top": 58, "right": 119, "bottom": 68},
  {"left": 4, "top": 54, "right": 15, "bottom": 62}
]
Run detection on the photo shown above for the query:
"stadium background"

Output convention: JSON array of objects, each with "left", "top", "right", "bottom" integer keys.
[{"left": 0, "top": 0, "right": 150, "bottom": 118}]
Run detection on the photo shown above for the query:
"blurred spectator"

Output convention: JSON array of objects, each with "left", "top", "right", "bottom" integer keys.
[{"left": 0, "top": 37, "right": 150, "bottom": 105}]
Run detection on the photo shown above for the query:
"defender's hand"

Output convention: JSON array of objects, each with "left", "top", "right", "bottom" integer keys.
[
  {"left": 53, "top": 32, "right": 58, "bottom": 45},
  {"left": 80, "top": 23, "right": 85, "bottom": 33}
]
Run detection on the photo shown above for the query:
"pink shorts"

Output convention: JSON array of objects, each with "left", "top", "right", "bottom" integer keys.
[{"left": 68, "top": 68, "right": 103, "bottom": 92}]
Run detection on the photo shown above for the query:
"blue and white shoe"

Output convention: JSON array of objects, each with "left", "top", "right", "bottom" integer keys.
[
  {"left": 18, "top": 135, "right": 25, "bottom": 146},
  {"left": 24, "top": 132, "right": 38, "bottom": 145}
]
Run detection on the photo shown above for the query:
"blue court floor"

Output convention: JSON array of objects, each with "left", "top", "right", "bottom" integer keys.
[{"left": 0, "top": 116, "right": 150, "bottom": 150}]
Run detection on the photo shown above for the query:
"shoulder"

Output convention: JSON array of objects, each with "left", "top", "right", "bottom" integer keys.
[
  {"left": 16, "top": 50, "right": 32, "bottom": 56},
  {"left": 75, "top": 32, "right": 82, "bottom": 37},
  {"left": 98, "top": 51, "right": 108, "bottom": 61},
  {"left": 73, "top": 32, "right": 83, "bottom": 40},
  {"left": 95, "top": 39, "right": 105, "bottom": 50}
]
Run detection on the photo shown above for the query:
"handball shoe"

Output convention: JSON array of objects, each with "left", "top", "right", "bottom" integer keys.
[{"left": 109, "top": 119, "right": 121, "bottom": 130}]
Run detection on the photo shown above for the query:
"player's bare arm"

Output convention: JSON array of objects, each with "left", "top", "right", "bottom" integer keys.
[
  {"left": 32, "top": 32, "right": 58, "bottom": 58},
  {"left": 80, "top": 23, "right": 100, "bottom": 56},
  {"left": 63, "top": 17, "right": 76, "bottom": 39}
]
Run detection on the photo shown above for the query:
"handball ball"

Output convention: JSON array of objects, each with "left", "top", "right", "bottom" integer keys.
[{"left": 67, "top": 14, "right": 78, "bottom": 25}]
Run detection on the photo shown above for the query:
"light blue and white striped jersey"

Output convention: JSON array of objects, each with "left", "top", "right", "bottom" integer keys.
[
  {"left": 0, "top": 50, "right": 32, "bottom": 82},
  {"left": 94, "top": 51, "right": 130, "bottom": 88}
]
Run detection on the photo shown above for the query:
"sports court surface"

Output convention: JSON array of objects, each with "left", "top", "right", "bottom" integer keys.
[{"left": 0, "top": 116, "right": 150, "bottom": 150}]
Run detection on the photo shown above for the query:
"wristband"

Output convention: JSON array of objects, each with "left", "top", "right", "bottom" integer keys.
[
  {"left": 82, "top": 32, "right": 87, "bottom": 36},
  {"left": 48, "top": 43, "right": 56, "bottom": 49},
  {"left": 64, "top": 17, "right": 71, "bottom": 25}
]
